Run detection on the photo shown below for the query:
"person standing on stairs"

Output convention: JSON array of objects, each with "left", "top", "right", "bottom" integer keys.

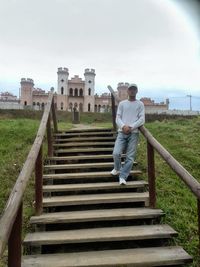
[{"left": 111, "top": 84, "right": 145, "bottom": 185}]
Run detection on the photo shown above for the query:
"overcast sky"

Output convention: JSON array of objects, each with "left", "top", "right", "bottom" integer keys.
[{"left": 0, "top": 0, "right": 199, "bottom": 101}]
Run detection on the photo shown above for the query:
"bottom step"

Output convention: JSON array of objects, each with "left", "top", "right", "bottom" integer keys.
[{"left": 22, "top": 246, "right": 192, "bottom": 267}]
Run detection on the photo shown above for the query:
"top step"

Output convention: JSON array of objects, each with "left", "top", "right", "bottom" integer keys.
[
  {"left": 57, "top": 128, "right": 113, "bottom": 133},
  {"left": 54, "top": 131, "right": 115, "bottom": 137}
]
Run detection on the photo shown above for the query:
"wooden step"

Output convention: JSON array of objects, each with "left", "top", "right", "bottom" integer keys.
[
  {"left": 24, "top": 224, "right": 177, "bottom": 246},
  {"left": 53, "top": 142, "right": 115, "bottom": 147},
  {"left": 57, "top": 128, "right": 113, "bottom": 133},
  {"left": 54, "top": 131, "right": 115, "bottom": 137},
  {"left": 44, "top": 162, "right": 136, "bottom": 170},
  {"left": 55, "top": 137, "right": 115, "bottom": 142},
  {"left": 43, "top": 180, "right": 147, "bottom": 192},
  {"left": 47, "top": 154, "right": 125, "bottom": 162},
  {"left": 43, "top": 170, "right": 142, "bottom": 180},
  {"left": 30, "top": 208, "right": 164, "bottom": 225},
  {"left": 22, "top": 246, "right": 192, "bottom": 266},
  {"left": 43, "top": 192, "right": 149, "bottom": 207},
  {"left": 54, "top": 147, "right": 113, "bottom": 153}
]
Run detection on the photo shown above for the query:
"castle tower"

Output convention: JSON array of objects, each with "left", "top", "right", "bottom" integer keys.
[
  {"left": 84, "top": 68, "right": 95, "bottom": 112},
  {"left": 57, "top": 67, "right": 69, "bottom": 95},
  {"left": 20, "top": 78, "right": 34, "bottom": 106},
  {"left": 117, "top": 82, "right": 129, "bottom": 101}
]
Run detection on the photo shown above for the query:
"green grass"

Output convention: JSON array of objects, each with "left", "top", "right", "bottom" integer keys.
[{"left": 0, "top": 113, "right": 200, "bottom": 266}]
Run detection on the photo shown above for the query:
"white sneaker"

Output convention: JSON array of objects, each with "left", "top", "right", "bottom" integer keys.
[
  {"left": 110, "top": 169, "right": 119, "bottom": 176},
  {"left": 119, "top": 178, "right": 127, "bottom": 185}
]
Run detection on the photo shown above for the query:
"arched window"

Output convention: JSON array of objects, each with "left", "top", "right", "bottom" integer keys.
[
  {"left": 88, "top": 88, "right": 91, "bottom": 96},
  {"left": 24, "top": 101, "right": 27, "bottom": 106},
  {"left": 98, "top": 104, "right": 101, "bottom": 113},
  {"left": 95, "top": 104, "right": 97, "bottom": 112},
  {"left": 69, "top": 88, "right": 73, "bottom": 96},
  {"left": 75, "top": 88, "right": 78, "bottom": 96},
  {"left": 61, "top": 87, "right": 64, "bottom": 95},
  {"left": 37, "top": 102, "right": 40, "bottom": 106},
  {"left": 61, "top": 102, "right": 64, "bottom": 110},
  {"left": 79, "top": 88, "right": 83, "bottom": 96},
  {"left": 88, "top": 103, "right": 91, "bottom": 112},
  {"left": 79, "top": 103, "right": 83, "bottom": 112},
  {"left": 42, "top": 103, "right": 45, "bottom": 110}
]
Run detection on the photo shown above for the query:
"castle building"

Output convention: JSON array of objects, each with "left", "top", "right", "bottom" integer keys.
[{"left": 19, "top": 67, "right": 169, "bottom": 113}]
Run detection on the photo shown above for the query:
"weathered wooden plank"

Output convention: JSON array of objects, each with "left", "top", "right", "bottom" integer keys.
[
  {"left": 56, "top": 128, "right": 113, "bottom": 133},
  {"left": 54, "top": 131, "right": 115, "bottom": 137},
  {"left": 30, "top": 207, "right": 163, "bottom": 225},
  {"left": 24, "top": 224, "right": 177, "bottom": 246},
  {"left": 43, "top": 180, "right": 147, "bottom": 192},
  {"left": 22, "top": 246, "right": 192, "bottom": 267},
  {"left": 47, "top": 154, "right": 125, "bottom": 161},
  {"left": 53, "top": 142, "right": 115, "bottom": 147},
  {"left": 44, "top": 162, "right": 136, "bottom": 170},
  {"left": 55, "top": 137, "right": 115, "bottom": 142},
  {"left": 54, "top": 147, "right": 113, "bottom": 153},
  {"left": 43, "top": 170, "right": 142, "bottom": 180},
  {"left": 43, "top": 192, "right": 149, "bottom": 207}
]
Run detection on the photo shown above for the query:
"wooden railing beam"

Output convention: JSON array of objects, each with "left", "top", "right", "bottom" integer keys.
[
  {"left": 47, "top": 113, "right": 53, "bottom": 157},
  {"left": 198, "top": 199, "right": 200, "bottom": 255},
  {"left": 139, "top": 125, "right": 200, "bottom": 200},
  {"left": 35, "top": 146, "right": 43, "bottom": 215},
  {"left": 0, "top": 93, "right": 54, "bottom": 257},
  {"left": 147, "top": 141, "right": 156, "bottom": 208},
  {"left": 8, "top": 203, "right": 22, "bottom": 267},
  {"left": 51, "top": 98, "right": 58, "bottom": 132},
  {"left": 111, "top": 94, "right": 117, "bottom": 131}
]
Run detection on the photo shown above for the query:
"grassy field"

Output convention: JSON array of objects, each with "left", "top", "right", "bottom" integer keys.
[{"left": 0, "top": 112, "right": 199, "bottom": 266}]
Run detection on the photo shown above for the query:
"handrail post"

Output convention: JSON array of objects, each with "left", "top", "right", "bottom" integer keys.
[
  {"left": 198, "top": 199, "right": 200, "bottom": 255},
  {"left": 111, "top": 94, "right": 117, "bottom": 131},
  {"left": 35, "top": 146, "right": 43, "bottom": 215},
  {"left": 8, "top": 203, "right": 22, "bottom": 267},
  {"left": 51, "top": 97, "right": 58, "bottom": 133},
  {"left": 147, "top": 141, "right": 156, "bottom": 208},
  {"left": 47, "top": 114, "right": 53, "bottom": 157}
]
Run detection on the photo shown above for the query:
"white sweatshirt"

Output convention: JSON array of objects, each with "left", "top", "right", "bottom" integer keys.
[{"left": 116, "top": 99, "right": 145, "bottom": 133}]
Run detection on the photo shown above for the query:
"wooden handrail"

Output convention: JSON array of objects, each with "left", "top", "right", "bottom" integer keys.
[
  {"left": 0, "top": 92, "right": 55, "bottom": 257},
  {"left": 139, "top": 125, "right": 200, "bottom": 200}
]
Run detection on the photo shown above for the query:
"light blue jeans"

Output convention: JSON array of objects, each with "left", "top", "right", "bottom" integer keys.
[{"left": 113, "top": 131, "right": 139, "bottom": 180}]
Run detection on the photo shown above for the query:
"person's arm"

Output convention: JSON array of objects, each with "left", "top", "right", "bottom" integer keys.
[
  {"left": 116, "top": 102, "right": 125, "bottom": 130},
  {"left": 129, "top": 102, "right": 145, "bottom": 130}
]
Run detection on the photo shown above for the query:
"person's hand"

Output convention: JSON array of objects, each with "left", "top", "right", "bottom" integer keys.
[{"left": 122, "top": 125, "right": 131, "bottom": 134}]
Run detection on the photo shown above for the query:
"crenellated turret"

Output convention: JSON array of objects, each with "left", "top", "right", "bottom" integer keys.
[
  {"left": 20, "top": 78, "right": 34, "bottom": 106},
  {"left": 84, "top": 68, "right": 96, "bottom": 96},
  {"left": 57, "top": 67, "right": 69, "bottom": 95},
  {"left": 117, "top": 82, "right": 130, "bottom": 101},
  {"left": 83, "top": 68, "right": 96, "bottom": 112}
]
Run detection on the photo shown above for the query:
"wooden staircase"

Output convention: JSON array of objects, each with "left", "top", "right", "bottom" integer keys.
[{"left": 22, "top": 128, "right": 192, "bottom": 266}]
